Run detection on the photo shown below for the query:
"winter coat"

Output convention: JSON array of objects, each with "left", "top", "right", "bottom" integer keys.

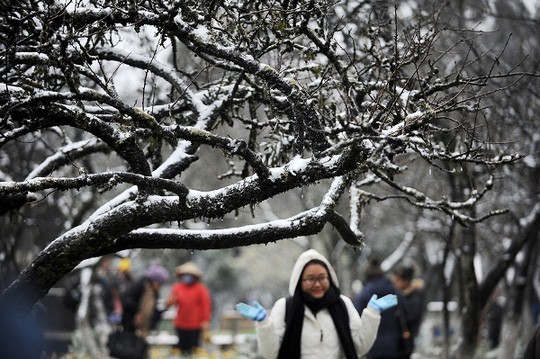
[
  {"left": 169, "top": 281, "right": 212, "bottom": 330},
  {"left": 354, "top": 275, "right": 403, "bottom": 358},
  {"left": 524, "top": 325, "right": 540, "bottom": 359},
  {"left": 399, "top": 279, "right": 424, "bottom": 339},
  {"left": 120, "top": 278, "right": 158, "bottom": 335},
  {"left": 256, "top": 249, "right": 381, "bottom": 359}
]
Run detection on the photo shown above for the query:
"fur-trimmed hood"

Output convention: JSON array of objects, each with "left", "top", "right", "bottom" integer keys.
[{"left": 402, "top": 278, "right": 424, "bottom": 296}]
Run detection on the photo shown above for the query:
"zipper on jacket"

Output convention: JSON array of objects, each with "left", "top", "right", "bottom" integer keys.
[{"left": 320, "top": 329, "right": 323, "bottom": 342}]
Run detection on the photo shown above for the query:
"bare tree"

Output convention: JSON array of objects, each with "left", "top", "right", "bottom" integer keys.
[{"left": 0, "top": 0, "right": 524, "bottom": 316}]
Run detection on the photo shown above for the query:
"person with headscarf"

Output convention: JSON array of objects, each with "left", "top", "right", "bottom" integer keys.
[
  {"left": 167, "top": 261, "right": 212, "bottom": 356},
  {"left": 235, "top": 249, "right": 397, "bottom": 359}
]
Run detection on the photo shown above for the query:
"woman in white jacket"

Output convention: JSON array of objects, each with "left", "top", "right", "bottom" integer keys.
[{"left": 236, "top": 249, "right": 397, "bottom": 359}]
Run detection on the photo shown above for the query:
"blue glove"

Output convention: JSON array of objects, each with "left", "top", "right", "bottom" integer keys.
[
  {"left": 235, "top": 301, "right": 267, "bottom": 321},
  {"left": 368, "top": 294, "right": 398, "bottom": 312}
]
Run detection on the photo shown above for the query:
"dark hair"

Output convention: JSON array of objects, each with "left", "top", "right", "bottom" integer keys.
[
  {"left": 393, "top": 265, "right": 414, "bottom": 281},
  {"left": 368, "top": 257, "right": 380, "bottom": 267},
  {"left": 300, "top": 259, "right": 333, "bottom": 285},
  {"left": 364, "top": 256, "right": 384, "bottom": 281}
]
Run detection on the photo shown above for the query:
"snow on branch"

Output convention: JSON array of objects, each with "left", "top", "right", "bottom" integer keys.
[
  {"left": 0, "top": 172, "right": 189, "bottom": 198},
  {"left": 167, "top": 126, "right": 271, "bottom": 180},
  {"left": 358, "top": 171, "right": 508, "bottom": 225},
  {"left": 94, "top": 47, "right": 205, "bottom": 111},
  {"left": 26, "top": 139, "right": 109, "bottom": 180},
  {"left": 113, "top": 176, "right": 361, "bottom": 250},
  {"left": 114, "top": 210, "right": 326, "bottom": 250}
]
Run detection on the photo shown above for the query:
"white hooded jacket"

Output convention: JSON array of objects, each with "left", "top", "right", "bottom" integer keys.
[{"left": 256, "top": 249, "right": 381, "bottom": 359}]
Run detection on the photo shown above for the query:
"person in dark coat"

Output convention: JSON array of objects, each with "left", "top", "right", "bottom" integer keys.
[
  {"left": 0, "top": 301, "right": 45, "bottom": 359},
  {"left": 354, "top": 257, "right": 403, "bottom": 359},
  {"left": 392, "top": 265, "right": 425, "bottom": 357},
  {"left": 120, "top": 263, "right": 169, "bottom": 335},
  {"left": 524, "top": 325, "right": 540, "bottom": 359}
]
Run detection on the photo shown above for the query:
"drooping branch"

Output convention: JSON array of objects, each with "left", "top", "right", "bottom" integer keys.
[
  {"left": 327, "top": 211, "right": 364, "bottom": 247},
  {"left": 110, "top": 209, "right": 328, "bottom": 251}
]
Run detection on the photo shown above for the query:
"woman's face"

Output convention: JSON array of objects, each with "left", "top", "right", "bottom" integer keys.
[{"left": 301, "top": 263, "right": 330, "bottom": 299}]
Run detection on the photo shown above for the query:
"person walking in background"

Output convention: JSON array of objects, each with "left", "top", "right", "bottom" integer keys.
[
  {"left": 107, "top": 257, "right": 134, "bottom": 324},
  {"left": 167, "top": 261, "right": 212, "bottom": 356},
  {"left": 392, "top": 265, "right": 425, "bottom": 358},
  {"left": 524, "top": 325, "right": 540, "bottom": 359},
  {"left": 120, "top": 263, "right": 170, "bottom": 336},
  {"left": 354, "top": 257, "right": 403, "bottom": 359},
  {"left": 89, "top": 255, "right": 120, "bottom": 355},
  {"left": 235, "top": 249, "right": 397, "bottom": 359},
  {"left": 93, "top": 255, "right": 117, "bottom": 320}
]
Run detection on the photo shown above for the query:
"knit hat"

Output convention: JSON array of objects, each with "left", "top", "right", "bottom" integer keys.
[
  {"left": 175, "top": 261, "right": 203, "bottom": 278},
  {"left": 145, "top": 263, "right": 170, "bottom": 284}
]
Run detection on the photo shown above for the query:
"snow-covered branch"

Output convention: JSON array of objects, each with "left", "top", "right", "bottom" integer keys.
[{"left": 0, "top": 172, "right": 189, "bottom": 197}]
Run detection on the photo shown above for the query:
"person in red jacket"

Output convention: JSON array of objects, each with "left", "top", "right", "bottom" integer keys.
[{"left": 166, "top": 261, "right": 212, "bottom": 355}]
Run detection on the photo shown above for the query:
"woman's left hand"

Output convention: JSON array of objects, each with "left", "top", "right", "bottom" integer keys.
[{"left": 368, "top": 294, "right": 398, "bottom": 312}]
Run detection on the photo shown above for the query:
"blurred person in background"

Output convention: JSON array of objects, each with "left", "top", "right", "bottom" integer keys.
[
  {"left": 120, "top": 263, "right": 170, "bottom": 336},
  {"left": 116, "top": 257, "right": 134, "bottom": 293},
  {"left": 236, "top": 249, "right": 397, "bottom": 359},
  {"left": 167, "top": 261, "right": 212, "bottom": 356},
  {"left": 107, "top": 257, "right": 133, "bottom": 324},
  {"left": 392, "top": 265, "right": 425, "bottom": 358},
  {"left": 354, "top": 257, "right": 403, "bottom": 359},
  {"left": 524, "top": 325, "right": 540, "bottom": 359},
  {"left": 93, "top": 255, "right": 124, "bottom": 325}
]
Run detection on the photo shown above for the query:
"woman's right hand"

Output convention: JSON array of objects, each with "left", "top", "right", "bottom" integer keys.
[{"left": 235, "top": 301, "right": 267, "bottom": 321}]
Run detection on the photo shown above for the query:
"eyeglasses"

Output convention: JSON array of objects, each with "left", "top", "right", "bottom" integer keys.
[{"left": 302, "top": 276, "right": 329, "bottom": 286}]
